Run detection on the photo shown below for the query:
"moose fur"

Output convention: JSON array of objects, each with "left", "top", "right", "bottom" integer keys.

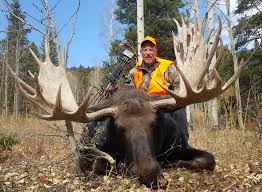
[{"left": 82, "top": 85, "right": 215, "bottom": 187}]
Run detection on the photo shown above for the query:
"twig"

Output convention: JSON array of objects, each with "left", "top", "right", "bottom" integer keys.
[
  {"left": 78, "top": 144, "right": 116, "bottom": 165},
  {"left": 222, "top": 181, "right": 237, "bottom": 191},
  {"left": 65, "top": 0, "right": 80, "bottom": 65},
  {"left": 157, "top": 138, "right": 182, "bottom": 158},
  {"left": 46, "top": 153, "right": 73, "bottom": 167},
  {"left": 165, "top": 179, "right": 171, "bottom": 192},
  {"left": 26, "top": 130, "right": 67, "bottom": 138},
  {"left": 13, "top": 174, "right": 28, "bottom": 183},
  {"left": 56, "top": 0, "right": 80, "bottom": 37},
  {"left": 2, "top": 0, "right": 46, "bottom": 35},
  {"left": 65, "top": 120, "right": 82, "bottom": 175}
]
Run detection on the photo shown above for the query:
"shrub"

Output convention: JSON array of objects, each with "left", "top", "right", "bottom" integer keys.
[{"left": 0, "top": 135, "right": 18, "bottom": 151}]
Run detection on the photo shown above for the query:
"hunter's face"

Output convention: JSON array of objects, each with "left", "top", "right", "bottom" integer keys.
[{"left": 141, "top": 42, "right": 157, "bottom": 66}]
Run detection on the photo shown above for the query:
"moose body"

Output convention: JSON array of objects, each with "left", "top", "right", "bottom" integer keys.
[{"left": 85, "top": 86, "right": 215, "bottom": 186}]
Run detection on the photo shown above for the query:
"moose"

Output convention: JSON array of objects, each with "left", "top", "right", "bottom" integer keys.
[{"left": 9, "top": 16, "right": 243, "bottom": 187}]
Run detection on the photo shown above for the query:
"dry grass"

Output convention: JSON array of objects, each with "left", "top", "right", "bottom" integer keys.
[{"left": 0, "top": 116, "right": 261, "bottom": 192}]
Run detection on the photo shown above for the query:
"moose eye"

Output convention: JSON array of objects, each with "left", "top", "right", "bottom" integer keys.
[{"left": 117, "top": 126, "right": 126, "bottom": 135}]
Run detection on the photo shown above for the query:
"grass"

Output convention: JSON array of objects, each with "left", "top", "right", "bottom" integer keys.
[
  {"left": 0, "top": 116, "right": 261, "bottom": 191},
  {"left": 0, "top": 135, "right": 18, "bottom": 151}
]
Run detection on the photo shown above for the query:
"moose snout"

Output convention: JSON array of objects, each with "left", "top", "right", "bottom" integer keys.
[
  {"left": 129, "top": 136, "right": 162, "bottom": 187},
  {"left": 130, "top": 157, "right": 161, "bottom": 187}
]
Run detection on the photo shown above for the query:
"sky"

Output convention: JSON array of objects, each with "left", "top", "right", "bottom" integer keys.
[
  {"left": 0, "top": 0, "right": 119, "bottom": 68},
  {"left": 0, "top": 0, "right": 248, "bottom": 68}
]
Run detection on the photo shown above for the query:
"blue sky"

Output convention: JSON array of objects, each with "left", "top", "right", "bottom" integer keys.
[
  {"left": 0, "top": 0, "right": 120, "bottom": 68},
  {"left": 0, "top": 0, "right": 243, "bottom": 68}
]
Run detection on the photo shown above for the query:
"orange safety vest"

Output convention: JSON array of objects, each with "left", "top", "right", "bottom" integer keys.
[{"left": 134, "top": 57, "right": 175, "bottom": 96}]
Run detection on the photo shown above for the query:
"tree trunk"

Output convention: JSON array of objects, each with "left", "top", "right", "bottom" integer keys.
[
  {"left": 186, "top": 105, "right": 192, "bottom": 129},
  {"left": 207, "top": 0, "right": 219, "bottom": 128},
  {"left": 109, "top": 0, "right": 114, "bottom": 44},
  {"left": 0, "top": 55, "right": 4, "bottom": 116},
  {"left": 13, "top": 37, "right": 20, "bottom": 118},
  {"left": 4, "top": 40, "right": 9, "bottom": 118},
  {"left": 65, "top": 120, "right": 82, "bottom": 175},
  {"left": 137, "top": 0, "right": 144, "bottom": 59},
  {"left": 225, "top": 0, "right": 244, "bottom": 130},
  {"left": 190, "top": 0, "right": 201, "bottom": 28}
]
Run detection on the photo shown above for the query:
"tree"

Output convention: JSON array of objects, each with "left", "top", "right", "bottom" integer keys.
[
  {"left": 0, "top": 39, "right": 8, "bottom": 117},
  {"left": 225, "top": 0, "right": 244, "bottom": 130},
  {"left": 137, "top": 0, "right": 144, "bottom": 58},
  {"left": 234, "top": 0, "right": 261, "bottom": 50},
  {"left": 234, "top": 0, "right": 262, "bottom": 128},
  {"left": 5, "top": 0, "right": 30, "bottom": 116},
  {"left": 40, "top": 0, "right": 59, "bottom": 65},
  {"left": 207, "top": 0, "right": 219, "bottom": 128},
  {"left": 114, "top": 0, "right": 184, "bottom": 60}
]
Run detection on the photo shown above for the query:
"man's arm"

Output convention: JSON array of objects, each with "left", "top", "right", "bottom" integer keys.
[
  {"left": 125, "top": 67, "right": 136, "bottom": 85},
  {"left": 164, "top": 64, "right": 180, "bottom": 91}
]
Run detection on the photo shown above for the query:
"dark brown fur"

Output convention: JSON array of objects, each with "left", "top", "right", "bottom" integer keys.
[{"left": 85, "top": 85, "right": 215, "bottom": 187}]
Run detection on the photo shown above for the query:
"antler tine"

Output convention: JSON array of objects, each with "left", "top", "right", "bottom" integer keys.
[
  {"left": 29, "top": 48, "right": 42, "bottom": 66},
  {"left": 222, "top": 59, "right": 245, "bottom": 91},
  {"left": 60, "top": 47, "right": 66, "bottom": 67},
  {"left": 52, "top": 24, "right": 61, "bottom": 63},
  {"left": 173, "top": 18, "right": 181, "bottom": 35},
  {"left": 214, "top": 37, "right": 224, "bottom": 70},
  {"left": 206, "top": 17, "right": 222, "bottom": 68},
  {"left": 53, "top": 84, "right": 63, "bottom": 113},
  {"left": 200, "top": 13, "right": 208, "bottom": 35},
  {"left": 44, "top": 32, "right": 51, "bottom": 63},
  {"left": 8, "top": 65, "right": 55, "bottom": 114},
  {"left": 181, "top": 15, "right": 186, "bottom": 27},
  {"left": 8, "top": 65, "right": 35, "bottom": 95},
  {"left": 78, "top": 86, "right": 93, "bottom": 111}
]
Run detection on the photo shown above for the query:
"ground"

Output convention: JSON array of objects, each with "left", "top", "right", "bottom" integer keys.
[{"left": 0, "top": 117, "right": 261, "bottom": 192}]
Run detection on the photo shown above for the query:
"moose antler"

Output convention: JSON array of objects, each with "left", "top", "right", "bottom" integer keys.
[
  {"left": 8, "top": 33, "right": 118, "bottom": 123},
  {"left": 9, "top": 14, "right": 244, "bottom": 121},
  {"left": 151, "top": 17, "right": 244, "bottom": 110}
]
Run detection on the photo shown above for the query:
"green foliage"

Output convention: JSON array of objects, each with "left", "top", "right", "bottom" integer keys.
[
  {"left": 6, "top": 0, "right": 29, "bottom": 57},
  {"left": 1, "top": 0, "right": 31, "bottom": 115},
  {"left": 238, "top": 49, "right": 262, "bottom": 94},
  {"left": 68, "top": 65, "right": 93, "bottom": 102},
  {"left": 235, "top": 0, "right": 261, "bottom": 14},
  {"left": 114, "top": 0, "right": 184, "bottom": 60},
  {"left": 218, "top": 46, "right": 234, "bottom": 81},
  {"left": 0, "top": 135, "right": 18, "bottom": 151},
  {"left": 234, "top": 0, "right": 261, "bottom": 50},
  {"left": 20, "top": 42, "right": 40, "bottom": 86},
  {"left": 233, "top": 0, "right": 262, "bottom": 99},
  {"left": 219, "top": 46, "right": 262, "bottom": 96}
]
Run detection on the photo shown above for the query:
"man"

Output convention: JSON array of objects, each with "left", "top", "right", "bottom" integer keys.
[
  {"left": 129, "top": 36, "right": 189, "bottom": 140},
  {"left": 129, "top": 36, "right": 180, "bottom": 94}
]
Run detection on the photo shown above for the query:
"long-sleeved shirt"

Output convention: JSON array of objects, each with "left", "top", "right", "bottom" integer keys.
[{"left": 128, "top": 59, "right": 180, "bottom": 92}]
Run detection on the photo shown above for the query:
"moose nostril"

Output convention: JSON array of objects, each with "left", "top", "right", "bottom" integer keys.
[{"left": 138, "top": 163, "right": 161, "bottom": 187}]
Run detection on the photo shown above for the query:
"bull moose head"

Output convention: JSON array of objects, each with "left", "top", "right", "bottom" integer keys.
[{"left": 9, "top": 16, "right": 244, "bottom": 187}]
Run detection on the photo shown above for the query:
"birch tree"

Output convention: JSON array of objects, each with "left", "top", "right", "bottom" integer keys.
[
  {"left": 225, "top": 0, "right": 244, "bottom": 130},
  {"left": 137, "top": 0, "right": 144, "bottom": 58},
  {"left": 207, "top": 0, "right": 219, "bottom": 128}
]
